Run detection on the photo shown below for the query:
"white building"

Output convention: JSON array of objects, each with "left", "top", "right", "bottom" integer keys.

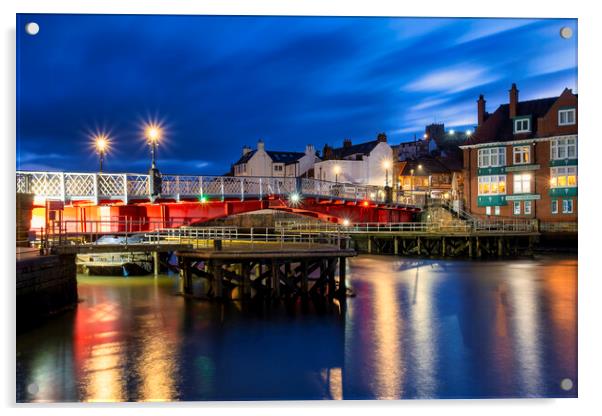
[
  {"left": 232, "top": 139, "right": 320, "bottom": 177},
  {"left": 314, "top": 133, "right": 394, "bottom": 186}
]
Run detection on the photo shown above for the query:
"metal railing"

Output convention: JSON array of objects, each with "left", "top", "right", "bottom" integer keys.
[
  {"left": 17, "top": 170, "right": 423, "bottom": 206},
  {"left": 276, "top": 219, "right": 537, "bottom": 234},
  {"left": 539, "top": 221, "right": 578, "bottom": 233},
  {"left": 32, "top": 220, "right": 350, "bottom": 252}
]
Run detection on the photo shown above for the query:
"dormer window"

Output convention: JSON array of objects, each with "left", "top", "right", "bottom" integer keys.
[
  {"left": 558, "top": 108, "right": 576, "bottom": 126},
  {"left": 513, "top": 117, "right": 531, "bottom": 134}
]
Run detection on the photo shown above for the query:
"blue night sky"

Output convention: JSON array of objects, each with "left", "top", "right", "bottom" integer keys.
[{"left": 16, "top": 14, "right": 577, "bottom": 175}]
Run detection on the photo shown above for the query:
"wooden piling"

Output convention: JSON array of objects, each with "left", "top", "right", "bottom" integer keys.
[
  {"left": 153, "top": 251, "right": 159, "bottom": 277},
  {"left": 271, "top": 260, "right": 280, "bottom": 298},
  {"left": 213, "top": 261, "right": 224, "bottom": 299},
  {"left": 338, "top": 257, "right": 346, "bottom": 297},
  {"left": 301, "top": 260, "right": 309, "bottom": 295},
  {"left": 394, "top": 237, "right": 399, "bottom": 255}
]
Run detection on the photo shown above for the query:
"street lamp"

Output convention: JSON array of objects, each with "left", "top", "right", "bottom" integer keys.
[
  {"left": 382, "top": 160, "right": 392, "bottom": 187},
  {"left": 145, "top": 124, "right": 162, "bottom": 169},
  {"left": 333, "top": 164, "right": 341, "bottom": 183},
  {"left": 94, "top": 134, "right": 109, "bottom": 173},
  {"left": 144, "top": 123, "right": 163, "bottom": 197}
]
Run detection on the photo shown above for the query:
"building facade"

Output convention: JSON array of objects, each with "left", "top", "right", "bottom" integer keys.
[
  {"left": 460, "top": 84, "right": 577, "bottom": 223},
  {"left": 233, "top": 140, "right": 319, "bottom": 177},
  {"left": 314, "top": 133, "right": 393, "bottom": 186}
]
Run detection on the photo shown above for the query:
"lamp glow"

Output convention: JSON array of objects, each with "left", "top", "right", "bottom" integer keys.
[{"left": 342, "top": 218, "right": 350, "bottom": 227}]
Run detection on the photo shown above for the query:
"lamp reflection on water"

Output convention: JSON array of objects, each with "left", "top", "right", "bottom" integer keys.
[{"left": 408, "top": 264, "right": 437, "bottom": 397}]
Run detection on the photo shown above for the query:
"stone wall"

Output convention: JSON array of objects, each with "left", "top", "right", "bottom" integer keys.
[{"left": 16, "top": 254, "right": 78, "bottom": 329}]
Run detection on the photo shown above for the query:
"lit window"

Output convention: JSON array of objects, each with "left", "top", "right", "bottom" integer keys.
[
  {"left": 513, "top": 146, "right": 530, "bottom": 164},
  {"left": 478, "top": 147, "right": 506, "bottom": 167},
  {"left": 552, "top": 199, "right": 558, "bottom": 214},
  {"left": 562, "top": 199, "right": 574, "bottom": 214},
  {"left": 524, "top": 200, "right": 532, "bottom": 215},
  {"left": 514, "top": 118, "right": 531, "bottom": 133},
  {"left": 514, "top": 201, "right": 521, "bottom": 215},
  {"left": 550, "top": 167, "right": 577, "bottom": 188},
  {"left": 494, "top": 206, "right": 501, "bottom": 216},
  {"left": 485, "top": 206, "right": 491, "bottom": 216},
  {"left": 478, "top": 175, "right": 507, "bottom": 195},
  {"left": 558, "top": 108, "right": 576, "bottom": 126},
  {"left": 551, "top": 137, "right": 577, "bottom": 160},
  {"left": 513, "top": 173, "right": 531, "bottom": 194}
]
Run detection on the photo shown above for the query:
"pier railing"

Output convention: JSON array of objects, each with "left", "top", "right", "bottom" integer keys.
[
  {"left": 16, "top": 170, "right": 422, "bottom": 206},
  {"left": 276, "top": 218, "right": 538, "bottom": 234},
  {"left": 34, "top": 220, "right": 350, "bottom": 252}
]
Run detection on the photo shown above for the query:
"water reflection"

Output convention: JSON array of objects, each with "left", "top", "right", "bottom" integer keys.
[{"left": 16, "top": 255, "right": 577, "bottom": 401}]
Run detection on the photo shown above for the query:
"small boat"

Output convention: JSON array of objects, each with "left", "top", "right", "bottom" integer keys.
[{"left": 76, "top": 234, "right": 153, "bottom": 276}]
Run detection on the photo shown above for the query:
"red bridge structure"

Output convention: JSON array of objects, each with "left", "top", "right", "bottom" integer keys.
[{"left": 16, "top": 171, "right": 422, "bottom": 233}]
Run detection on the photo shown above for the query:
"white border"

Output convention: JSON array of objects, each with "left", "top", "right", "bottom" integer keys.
[{"left": 3, "top": 1, "right": 602, "bottom": 416}]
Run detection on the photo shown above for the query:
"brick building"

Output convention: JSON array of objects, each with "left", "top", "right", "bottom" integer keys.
[{"left": 460, "top": 84, "right": 577, "bottom": 224}]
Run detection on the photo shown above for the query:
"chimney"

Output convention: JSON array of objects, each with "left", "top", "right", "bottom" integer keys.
[
  {"left": 377, "top": 132, "right": 387, "bottom": 143},
  {"left": 305, "top": 144, "right": 315, "bottom": 155},
  {"left": 509, "top": 83, "right": 519, "bottom": 119},
  {"left": 343, "top": 139, "right": 352, "bottom": 148},
  {"left": 323, "top": 144, "right": 333, "bottom": 160},
  {"left": 242, "top": 145, "right": 251, "bottom": 156},
  {"left": 477, "top": 94, "right": 486, "bottom": 126},
  {"left": 257, "top": 139, "right": 265, "bottom": 151}
]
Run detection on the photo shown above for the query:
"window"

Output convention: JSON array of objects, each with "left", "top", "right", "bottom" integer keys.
[
  {"left": 485, "top": 206, "right": 492, "bottom": 216},
  {"left": 558, "top": 108, "right": 576, "bottom": 126},
  {"left": 550, "top": 167, "right": 577, "bottom": 188},
  {"left": 524, "top": 200, "right": 532, "bottom": 215},
  {"left": 478, "top": 147, "right": 506, "bottom": 167},
  {"left": 513, "top": 146, "right": 531, "bottom": 164},
  {"left": 513, "top": 173, "right": 531, "bottom": 194},
  {"left": 514, "top": 201, "right": 521, "bottom": 215},
  {"left": 562, "top": 199, "right": 574, "bottom": 214},
  {"left": 551, "top": 137, "right": 577, "bottom": 160},
  {"left": 514, "top": 118, "right": 531, "bottom": 133},
  {"left": 478, "top": 175, "right": 506, "bottom": 195},
  {"left": 494, "top": 206, "right": 501, "bottom": 216},
  {"left": 273, "top": 164, "right": 283, "bottom": 172},
  {"left": 551, "top": 199, "right": 558, "bottom": 214}
]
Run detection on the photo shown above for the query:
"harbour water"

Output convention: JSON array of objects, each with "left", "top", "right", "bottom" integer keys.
[{"left": 16, "top": 254, "right": 577, "bottom": 401}]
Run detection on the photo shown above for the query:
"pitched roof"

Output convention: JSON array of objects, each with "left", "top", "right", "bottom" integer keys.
[
  {"left": 398, "top": 156, "right": 453, "bottom": 176},
  {"left": 329, "top": 140, "right": 380, "bottom": 159},
  {"left": 466, "top": 96, "right": 559, "bottom": 145},
  {"left": 266, "top": 150, "right": 306, "bottom": 164},
  {"left": 233, "top": 149, "right": 305, "bottom": 165}
]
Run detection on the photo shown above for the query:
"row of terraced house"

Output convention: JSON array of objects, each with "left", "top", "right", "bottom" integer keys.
[
  {"left": 230, "top": 83, "right": 577, "bottom": 227},
  {"left": 461, "top": 83, "right": 577, "bottom": 227}
]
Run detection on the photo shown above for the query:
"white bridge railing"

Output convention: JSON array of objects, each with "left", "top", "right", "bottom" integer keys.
[{"left": 16, "top": 171, "right": 416, "bottom": 206}]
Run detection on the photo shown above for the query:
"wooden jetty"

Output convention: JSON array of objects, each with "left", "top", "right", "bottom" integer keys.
[{"left": 176, "top": 241, "right": 355, "bottom": 300}]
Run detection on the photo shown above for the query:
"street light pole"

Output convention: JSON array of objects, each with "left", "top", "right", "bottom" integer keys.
[
  {"left": 145, "top": 124, "right": 163, "bottom": 197},
  {"left": 94, "top": 134, "right": 109, "bottom": 174}
]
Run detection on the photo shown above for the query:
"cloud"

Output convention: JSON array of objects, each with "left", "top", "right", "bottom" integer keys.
[
  {"left": 405, "top": 66, "right": 501, "bottom": 94},
  {"left": 454, "top": 19, "right": 537, "bottom": 45}
]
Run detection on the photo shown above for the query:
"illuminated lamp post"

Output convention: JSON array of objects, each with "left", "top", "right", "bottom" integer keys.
[
  {"left": 145, "top": 123, "right": 163, "bottom": 197},
  {"left": 333, "top": 164, "right": 341, "bottom": 184},
  {"left": 94, "top": 134, "right": 109, "bottom": 173}
]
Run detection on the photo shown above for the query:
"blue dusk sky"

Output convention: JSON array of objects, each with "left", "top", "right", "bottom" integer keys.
[{"left": 16, "top": 14, "right": 577, "bottom": 174}]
